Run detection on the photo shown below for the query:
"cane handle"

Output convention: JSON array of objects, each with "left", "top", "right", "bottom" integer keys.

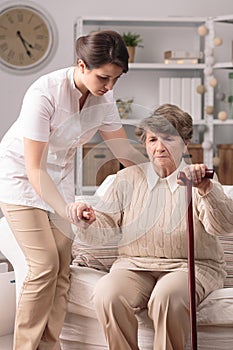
[{"left": 177, "top": 169, "right": 214, "bottom": 184}]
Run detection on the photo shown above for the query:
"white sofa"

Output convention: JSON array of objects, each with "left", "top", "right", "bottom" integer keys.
[
  {"left": 0, "top": 263, "right": 15, "bottom": 350},
  {"left": 0, "top": 218, "right": 28, "bottom": 349},
  {"left": 0, "top": 184, "right": 233, "bottom": 350},
  {"left": 60, "top": 184, "right": 233, "bottom": 350}
]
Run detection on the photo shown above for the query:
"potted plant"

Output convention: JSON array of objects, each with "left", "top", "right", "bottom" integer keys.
[
  {"left": 121, "top": 32, "right": 143, "bottom": 62},
  {"left": 116, "top": 98, "right": 134, "bottom": 119}
]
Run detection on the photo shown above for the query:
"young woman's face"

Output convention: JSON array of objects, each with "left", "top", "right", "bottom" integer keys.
[
  {"left": 145, "top": 130, "right": 188, "bottom": 177},
  {"left": 79, "top": 62, "right": 123, "bottom": 96}
]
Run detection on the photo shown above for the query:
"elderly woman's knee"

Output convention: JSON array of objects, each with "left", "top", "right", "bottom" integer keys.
[
  {"left": 147, "top": 284, "right": 189, "bottom": 321},
  {"left": 93, "top": 274, "right": 123, "bottom": 310}
]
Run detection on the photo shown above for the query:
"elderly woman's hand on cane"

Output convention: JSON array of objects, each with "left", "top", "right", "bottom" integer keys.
[{"left": 177, "top": 164, "right": 214, "bottom": 195}]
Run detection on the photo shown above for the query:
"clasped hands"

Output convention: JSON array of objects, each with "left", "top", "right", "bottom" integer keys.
[{"left": 66, "top": 202, "right": 96, "bottom": 228}]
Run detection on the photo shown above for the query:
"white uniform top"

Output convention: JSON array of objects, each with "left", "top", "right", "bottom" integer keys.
[{"left": 0, "top": 66, "right": 122, "bottom": 212}]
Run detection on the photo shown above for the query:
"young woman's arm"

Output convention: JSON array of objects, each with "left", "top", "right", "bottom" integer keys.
[
  {"left": 100, "top": 126, "right": 147, "bottom": 167},
  {"left": 24, "top": 138, "right": 67, "bottom": 218}
]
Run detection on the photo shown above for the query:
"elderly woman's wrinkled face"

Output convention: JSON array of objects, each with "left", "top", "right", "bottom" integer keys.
[{"left": 145, "top": 130, "right": 188, "bottom": 177}]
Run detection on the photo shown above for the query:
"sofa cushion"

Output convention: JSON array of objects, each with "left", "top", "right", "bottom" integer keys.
[
  {"left": 72, "top": 239, "right": 118, "bottom": 272},
  {"left": 220, "top": 186, "right": 233, "bottom": 287},
  {"left": 67, "top": 266, "right": 105, "bottom": 318},
  {"left": 197, "top": 287, "right": 233, "bottom": 325},
  {"left": 218, "top": 235, "right": 233, "bottom": 287},
  {"left": 0, "top": 271, "right": 16, "bottom": 337}
]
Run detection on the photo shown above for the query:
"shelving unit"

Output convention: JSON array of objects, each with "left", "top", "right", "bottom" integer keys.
[
  {"left": 128, "top": 63, "right": 206, "bottom": 69},
  {"left": 74, "top": 15, "right": 233, "bottom": 194},
  {"left": 203, "top": 16, "right": 233, "bottom": 169}
]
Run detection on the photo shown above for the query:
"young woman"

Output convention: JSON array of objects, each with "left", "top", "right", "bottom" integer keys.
[{"left": 0, "top": 30, "right": 144, "bottom": 350}]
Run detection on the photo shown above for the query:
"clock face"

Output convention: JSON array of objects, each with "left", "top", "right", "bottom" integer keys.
[{"left": 0, "top": 5, "right": 54, "bottom": 71}]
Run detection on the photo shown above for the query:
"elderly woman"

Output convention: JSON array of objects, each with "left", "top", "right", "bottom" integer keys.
[{"left": 68, "top": 104, "right": 233, "bottom": 350}]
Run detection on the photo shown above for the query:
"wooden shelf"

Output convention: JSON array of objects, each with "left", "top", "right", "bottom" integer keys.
[
  {"left": 213, "top": 119, "right": 233, "bottom": 125},
  {"left": 129, "top": 63, "right": 205, "bottom": 70},
  {"left": 79, "top": 16, "right": 206, "bottom": 27},
  {"left": 214, "top": 62, "right": 233, "bottom": 69},
  {"left": 213, "top": 15, "right": 233, "bottom": 24}
]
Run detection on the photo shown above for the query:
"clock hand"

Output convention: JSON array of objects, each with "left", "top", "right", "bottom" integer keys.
[
  {"left": 16, "top": 31, "right": 33, "bottom": 57},
  {"left": 20, "top": 36, "right": 34, "bottom": 49}
]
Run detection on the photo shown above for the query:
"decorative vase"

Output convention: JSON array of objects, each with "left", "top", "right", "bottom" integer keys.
[{"left": 127, "top": 46, "right": 135, "bottom": 63}]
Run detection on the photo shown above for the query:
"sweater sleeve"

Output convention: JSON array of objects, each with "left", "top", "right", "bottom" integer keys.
[
  {"left": 196, "top": 181, "right": 233, "bottom": 235},
  {"left": 74, "top": 174, "right": 127, "bottom": 245}
]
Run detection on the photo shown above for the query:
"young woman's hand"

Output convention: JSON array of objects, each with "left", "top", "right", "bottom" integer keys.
[
  {"left": 177, "top": 163, "right": 213, "bottom": 195},
  {"left": 66, "top": 202, "right": 96, "bottom": 228}
]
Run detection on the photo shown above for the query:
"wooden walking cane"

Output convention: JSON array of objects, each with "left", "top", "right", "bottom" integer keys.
[{"left": 177, "top": 169, "right": 214, "bottom": 350}]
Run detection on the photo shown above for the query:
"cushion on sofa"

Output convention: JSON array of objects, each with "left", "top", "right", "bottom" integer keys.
[
  {"left": 67, "top": 266, "right": 106, "bottom": 318},
  {"left": 220, "top": 186, "right": 233, "bottom": 288},
  {"left": 196, "top": 287, "right": 233, "bottom": 325},
  {"left": 218, "top": 235, "right": 233, "bottom": 287},
  {"left": 72, "top": 239, "right": 118, "bottom": 272}
]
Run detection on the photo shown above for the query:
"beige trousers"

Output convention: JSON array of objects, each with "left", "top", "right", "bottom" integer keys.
[
  {"left": 93, "top": 269, "right": 205, "bottom": 350},
  {"left": 0, "top": 203, "right": 72, "bottom": 350}
]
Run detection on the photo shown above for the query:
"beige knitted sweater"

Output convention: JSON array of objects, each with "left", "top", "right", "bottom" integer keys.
[{"left": 78, "top": 162, "right": 233, "bottom": 296}]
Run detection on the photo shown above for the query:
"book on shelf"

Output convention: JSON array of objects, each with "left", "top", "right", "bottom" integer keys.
[
  {"left": 164, "top": 50, "right": 203, "bottom": 60},
  {"left": 159, "top": 78, "right": 170, "bottom": 105},
  {"left": 181, "top": 78, "right": 192, "bottom": 115},
  {"left": 158, "top": 77, "right": 202, "bottom": 122},
  {"left": 191, "top": 77, "right": 202, "bottom": 121},
  {"left": 170, "top": 78, "right": 181, "bottom": 106}
]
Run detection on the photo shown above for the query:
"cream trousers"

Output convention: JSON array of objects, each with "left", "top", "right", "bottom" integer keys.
[
  {"left": 93, "top": 268, "right": 205, "bottom": 350},
  {"left": 0, "top": 203, "right": 72, "bottom": 350}
]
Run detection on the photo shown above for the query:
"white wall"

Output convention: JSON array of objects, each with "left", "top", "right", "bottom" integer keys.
[{"left": 1, "top": 0, "right": 233, "bottom": 138}]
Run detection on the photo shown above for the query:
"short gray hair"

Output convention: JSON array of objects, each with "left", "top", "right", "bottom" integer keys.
[{"left": 135, "top": 104, "right": 193, "bottom": 143}]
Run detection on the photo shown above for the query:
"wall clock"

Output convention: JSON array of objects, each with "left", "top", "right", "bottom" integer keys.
[{"left": 0, "top": 4, "right": 56, "bottom": 72}]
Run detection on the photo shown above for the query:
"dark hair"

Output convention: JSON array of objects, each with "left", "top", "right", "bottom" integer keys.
[
  {"left": 75, "top": 30, "right": 129, "bottom": 73},
  {"left": 135, "top": 103, "right": 193, "bottom": 143}
]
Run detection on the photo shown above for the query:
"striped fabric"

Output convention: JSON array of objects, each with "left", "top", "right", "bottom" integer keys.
[
  {"left": 219, "top": 235, "right": 233, "bottom": 288},
  {"left": 220, "top": 186, "right": 233, "bottom": 288},
  {"left": 72, "top": 240, "right": 118, "bottom": 272}
]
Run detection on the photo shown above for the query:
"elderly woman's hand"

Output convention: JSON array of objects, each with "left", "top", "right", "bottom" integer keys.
[
  {"left": 177, "top": 163, "right": 213, "bottom": 195},
  {"left": 66, "top": 202, "right": 96, "bottom": 228}
]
